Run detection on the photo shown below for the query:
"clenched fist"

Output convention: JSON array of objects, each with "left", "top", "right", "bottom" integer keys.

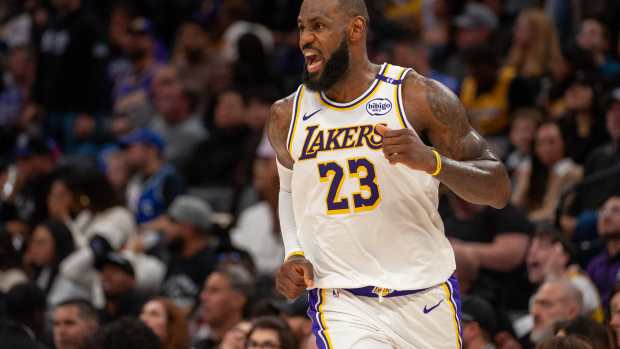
[
  {"left": 375, "top": 124, "right": 438, "bottom": 174},
  {"left": 276, "top": 255, "right": 315, "bottom": 299}
]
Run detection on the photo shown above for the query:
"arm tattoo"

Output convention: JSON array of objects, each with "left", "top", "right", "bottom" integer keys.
[{"left": 424, "top": 78, "right": 490, "bottom": 161}]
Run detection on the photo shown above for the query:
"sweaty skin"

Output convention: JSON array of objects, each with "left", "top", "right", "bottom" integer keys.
[{"left": 269, "top": 0, "right": 510, "bottom": 300}]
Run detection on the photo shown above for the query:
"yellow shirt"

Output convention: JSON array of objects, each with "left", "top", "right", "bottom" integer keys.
[{"left": 460, "top": 66, "right": 516, "bottom": 136}]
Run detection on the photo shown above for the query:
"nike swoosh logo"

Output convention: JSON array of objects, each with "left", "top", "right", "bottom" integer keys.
[
  {"left": 302, "top": 109, "right": 322, "bottom": 121},
  {"left": 423, "top": 299, "right": 443, "bottom": 314}
]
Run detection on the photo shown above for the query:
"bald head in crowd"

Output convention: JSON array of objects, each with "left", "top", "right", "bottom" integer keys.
[{"left": 530, "top": 279, "right": 583, "bottom": 344}]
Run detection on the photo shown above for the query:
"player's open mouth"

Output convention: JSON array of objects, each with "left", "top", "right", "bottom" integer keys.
[{"left": 304, "top": 52, "right": 324, "bottom": 74}]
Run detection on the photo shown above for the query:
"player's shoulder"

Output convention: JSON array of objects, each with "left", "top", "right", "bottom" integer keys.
[
  {"left": 400, "top": 68, "right": 454, "bottom": 100},
  {"left": 268, "top": 89, "right": 300, "bottom": 167},
  {"left": 270, "top": 90, "right": 297, "bottom": 122},
  {"left": 399, "top": 67, "right": 463, "bottom": 128}
]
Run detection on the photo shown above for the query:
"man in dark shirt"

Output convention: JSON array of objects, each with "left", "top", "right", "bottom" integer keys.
[
  {"left": 160, "top": 195, "right": 218, "bottom": 312},
  {"left": 0, "top": 283, "right": 48, "bottom": 349},
  {"left": 561, "top": 87, "right": 620, "bottom": 236},
  {"left": 33, "top": 0, "right": 108, "bottom": 147},
  {"left": 96, "top": 253, "right": 145, "bottom": 324},
  {"left": 440, "top": 193, "right": 534, "bottom": 311}
]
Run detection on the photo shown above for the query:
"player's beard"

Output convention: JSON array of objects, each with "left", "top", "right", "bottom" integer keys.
[{"left": 303, "top": 38, "right": 350, "bottom": 92}]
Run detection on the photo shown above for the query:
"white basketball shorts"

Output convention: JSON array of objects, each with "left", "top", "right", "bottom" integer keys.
[{"left": 307, "top": 274, "right": 462, "bottom": 348}]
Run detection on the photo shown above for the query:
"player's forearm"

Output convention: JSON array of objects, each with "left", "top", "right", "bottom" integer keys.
[{"left": 436, "top": 157, "right": 511, "bottom": 209}]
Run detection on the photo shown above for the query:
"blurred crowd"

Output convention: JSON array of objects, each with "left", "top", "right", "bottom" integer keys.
[{"left": 0, "top": 0, "right": 619, "bottom": 348}]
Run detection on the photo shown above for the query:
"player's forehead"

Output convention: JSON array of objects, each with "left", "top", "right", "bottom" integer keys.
[{"left": 298, "top": 0, "right": 342, "bottom": 23}]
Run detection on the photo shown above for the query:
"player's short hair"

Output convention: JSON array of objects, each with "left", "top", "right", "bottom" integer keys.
[
  {"left": 338, "top": 0, "right": 370, "bottom": 24},
  {"left": 55, "top": 298, "right": 99, "bottom": 324}
]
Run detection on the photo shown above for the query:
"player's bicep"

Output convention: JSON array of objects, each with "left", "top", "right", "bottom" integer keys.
[
  {"left": 268, "top": 97, "right": 295, "bottom": 168},
  {"left": 420, "top": 78, "right": 495, "bottom": 162}
]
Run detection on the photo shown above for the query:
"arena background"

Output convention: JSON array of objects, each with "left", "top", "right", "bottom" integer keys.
[{"left": 0, "top": 0, "right": 620, "bottom": 348}]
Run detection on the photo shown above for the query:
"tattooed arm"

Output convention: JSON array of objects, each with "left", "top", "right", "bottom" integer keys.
[
  {"left": 378, "top": 71, "right": 511, "bottom": 209},
  {"left": 267, "top": 96, "right": 296, "bottom": 168}
]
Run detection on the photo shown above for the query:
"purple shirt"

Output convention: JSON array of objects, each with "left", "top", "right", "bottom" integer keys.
[{"left": 587, "top": 250, "right": 620, "bottom": 308}]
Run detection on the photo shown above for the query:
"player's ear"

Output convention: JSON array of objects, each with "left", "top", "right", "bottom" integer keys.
[{"left": 348, "top": 16, "right": 366, "bottom": 43}]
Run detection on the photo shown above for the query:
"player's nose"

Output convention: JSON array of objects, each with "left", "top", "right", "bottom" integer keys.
[{"left": 299, "top": 31, "right": 315, "bottom": 50}]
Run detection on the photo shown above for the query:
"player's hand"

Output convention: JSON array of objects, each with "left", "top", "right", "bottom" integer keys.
[
  {"left": 375, "top": 124, "right": 437, "bottom": 174},
  {"left": 276, "top": 255, "right": 314, "bottom": 299}
]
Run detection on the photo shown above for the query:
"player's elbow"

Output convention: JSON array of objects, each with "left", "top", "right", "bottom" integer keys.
[{"left": 489, "top": 169, "right": 511, "bottom": 209}]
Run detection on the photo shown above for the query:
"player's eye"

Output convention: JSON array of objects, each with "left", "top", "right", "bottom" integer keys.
[{"left": 314, "top": 23, "right": 325, "bottom": 31}]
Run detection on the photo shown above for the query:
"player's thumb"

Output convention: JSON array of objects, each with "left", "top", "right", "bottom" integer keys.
[{"left": 374, "top": 124, "right": 391, "bottom": 136}]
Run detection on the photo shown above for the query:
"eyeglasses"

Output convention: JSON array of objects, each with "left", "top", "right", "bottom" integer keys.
[{"left": 247, "top": 340, "right": 281, "bottom": 349}]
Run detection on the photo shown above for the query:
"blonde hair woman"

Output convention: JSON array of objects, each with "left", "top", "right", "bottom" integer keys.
[{"left": 507, "top": 8, "right": 565, "bottom": 78}]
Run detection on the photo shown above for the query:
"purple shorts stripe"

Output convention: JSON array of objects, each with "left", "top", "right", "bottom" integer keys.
[
  {"left": 307, "top": 289, "right": 331, "bottom": 349},
  {"left": 446, "top": 274, "right": 463, "bottom": 348}
]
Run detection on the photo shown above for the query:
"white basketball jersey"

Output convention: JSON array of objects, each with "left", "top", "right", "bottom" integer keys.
[{"left": 287, "top": 63, "right": 456, "bottom": 290}]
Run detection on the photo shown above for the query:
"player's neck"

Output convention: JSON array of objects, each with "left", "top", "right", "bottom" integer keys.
[{"left": 323, "top": 58, "right": 379, "bottom": 103}]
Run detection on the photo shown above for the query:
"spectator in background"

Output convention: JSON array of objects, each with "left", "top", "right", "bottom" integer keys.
[
  {"left": 505, "top": 108, "right": 542, "bottom": 177},
  {"left": 140, "top": 297, "right": 191, "bottom": 349},
  {"left": 553, "top": 316, "right": 614, "bottom": 349},
  {"left": 88, "top": 316, "right": 162, "bottom": 349},
  {"left": 506, "top": 8, "right": 565, "bottom": 110},
  {"left": 185, "top": 89, "right": 257, "bottom": 209},
  {"left": 195, "top": 264, "right": 255, "bottom": 349},
  {"left": 46, "top": 167, "right": 134, "bottom": 247},
  {"left": 584, "top": 87, "right": 620, "bottom": 175},
  {"left": 245, "top": 316, "right": 297, "bottom": 349},
  {"left": 0, "top": 46, "right": 35, "bottom": 130},
  {"left": 52, "top": 299, "right": 100, "bottom": 349},
  {"left": 0, "top": 282, "right": 48, "bottom": 348},
  {"left": 512, "top": 121, "right": 583, "bottom": 224},
  {"left": 576, "top": 17, "right": 620, "bottom": 80},
  {"left": 0, "top": 231, "right": 28, "bottom": 293},
  {"left": 122, "top": 128, "right": 184, "bottom": 224},
  {"left": 105, "top": 1, "right": 132, "bottom": 89},
  {"left": 171, "top": 19, "right": 210, "bottom": 96},
  {"left": 460, "top": 44, "right": 515, "bottom": 157},
  {"left": 46, "top": 168, "right": 136, "bottom": 305},
  {"left": 609, "top": 289, "right": 620, "bottom": 348},
  {"left": 244, "top": 86, "right": 278, "bottom": 132},
  {"left": 445, "top": 2, "right": 498, "bottom": 81},
  {"left": 440, "top": 193, "right": 532, "bottom": 311},
  {"left": 557, "top": 72, "right": 608, "bottom": 165},
  {"left": 149, "top": 65, "right": 207, "bottom": 170},
  {"left": 219, "top": 321, "right": 252, "bottom": 349},
  {"left": 529, "top": 280, "right": 583, "bottom": 345},
  {"left": 560, "top": 89, "right": 620, "bottom": 236},
  {"left": 113, "top": 17, "right": 160, "bottom": 130},
  {"left": 586, "top": 196, "right": 620, "bottom": 308},
  {"left": 536, "top": 336, "right": 592, "bottom": 349},
  {"left": 391, "top": 37, "right": 459, "bottom": 93},
  {"left": 33, "top": 0, "right": 108, "bottom": 148},
  {"left": 461, "top": 295, "right": 498, "bottom": 349},
  {"left": 96, "top": 252, "right": 145, "bottom": 323},
  {"left": 274, "top": 295, "right": 313, "bottom": 348},
  {"left": 231, "top": 135, "right": 283, "bottom": 276},
  {"left": 97, "top": 146, "right": 130, "bottom": 198},
  {"left": 1, "top": 134, "right": 58, "bottom": 230},
  {"left": 526, "top": 229, "right": 603, "bottom": 322},
  {"left": 232, "top": 32, "right": 274, "bottom": 90},
  {"left": 24, "top": 220, "right": 75, "bottom": 299},
  {"left": 159, "top": 195, "right": 218, "bottom": 312}
]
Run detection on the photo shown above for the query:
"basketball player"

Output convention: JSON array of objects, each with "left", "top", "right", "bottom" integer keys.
[{"left": 268, "top": 0, "right": 511, "bottom": 348}]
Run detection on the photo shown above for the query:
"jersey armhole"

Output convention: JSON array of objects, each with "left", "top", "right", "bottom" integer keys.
[
  {"left": 285, "top": 85, "right": 305, "bottom": 158},
  {"left": 396, "top": 68, "right": 415, "bottom": 130}
]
